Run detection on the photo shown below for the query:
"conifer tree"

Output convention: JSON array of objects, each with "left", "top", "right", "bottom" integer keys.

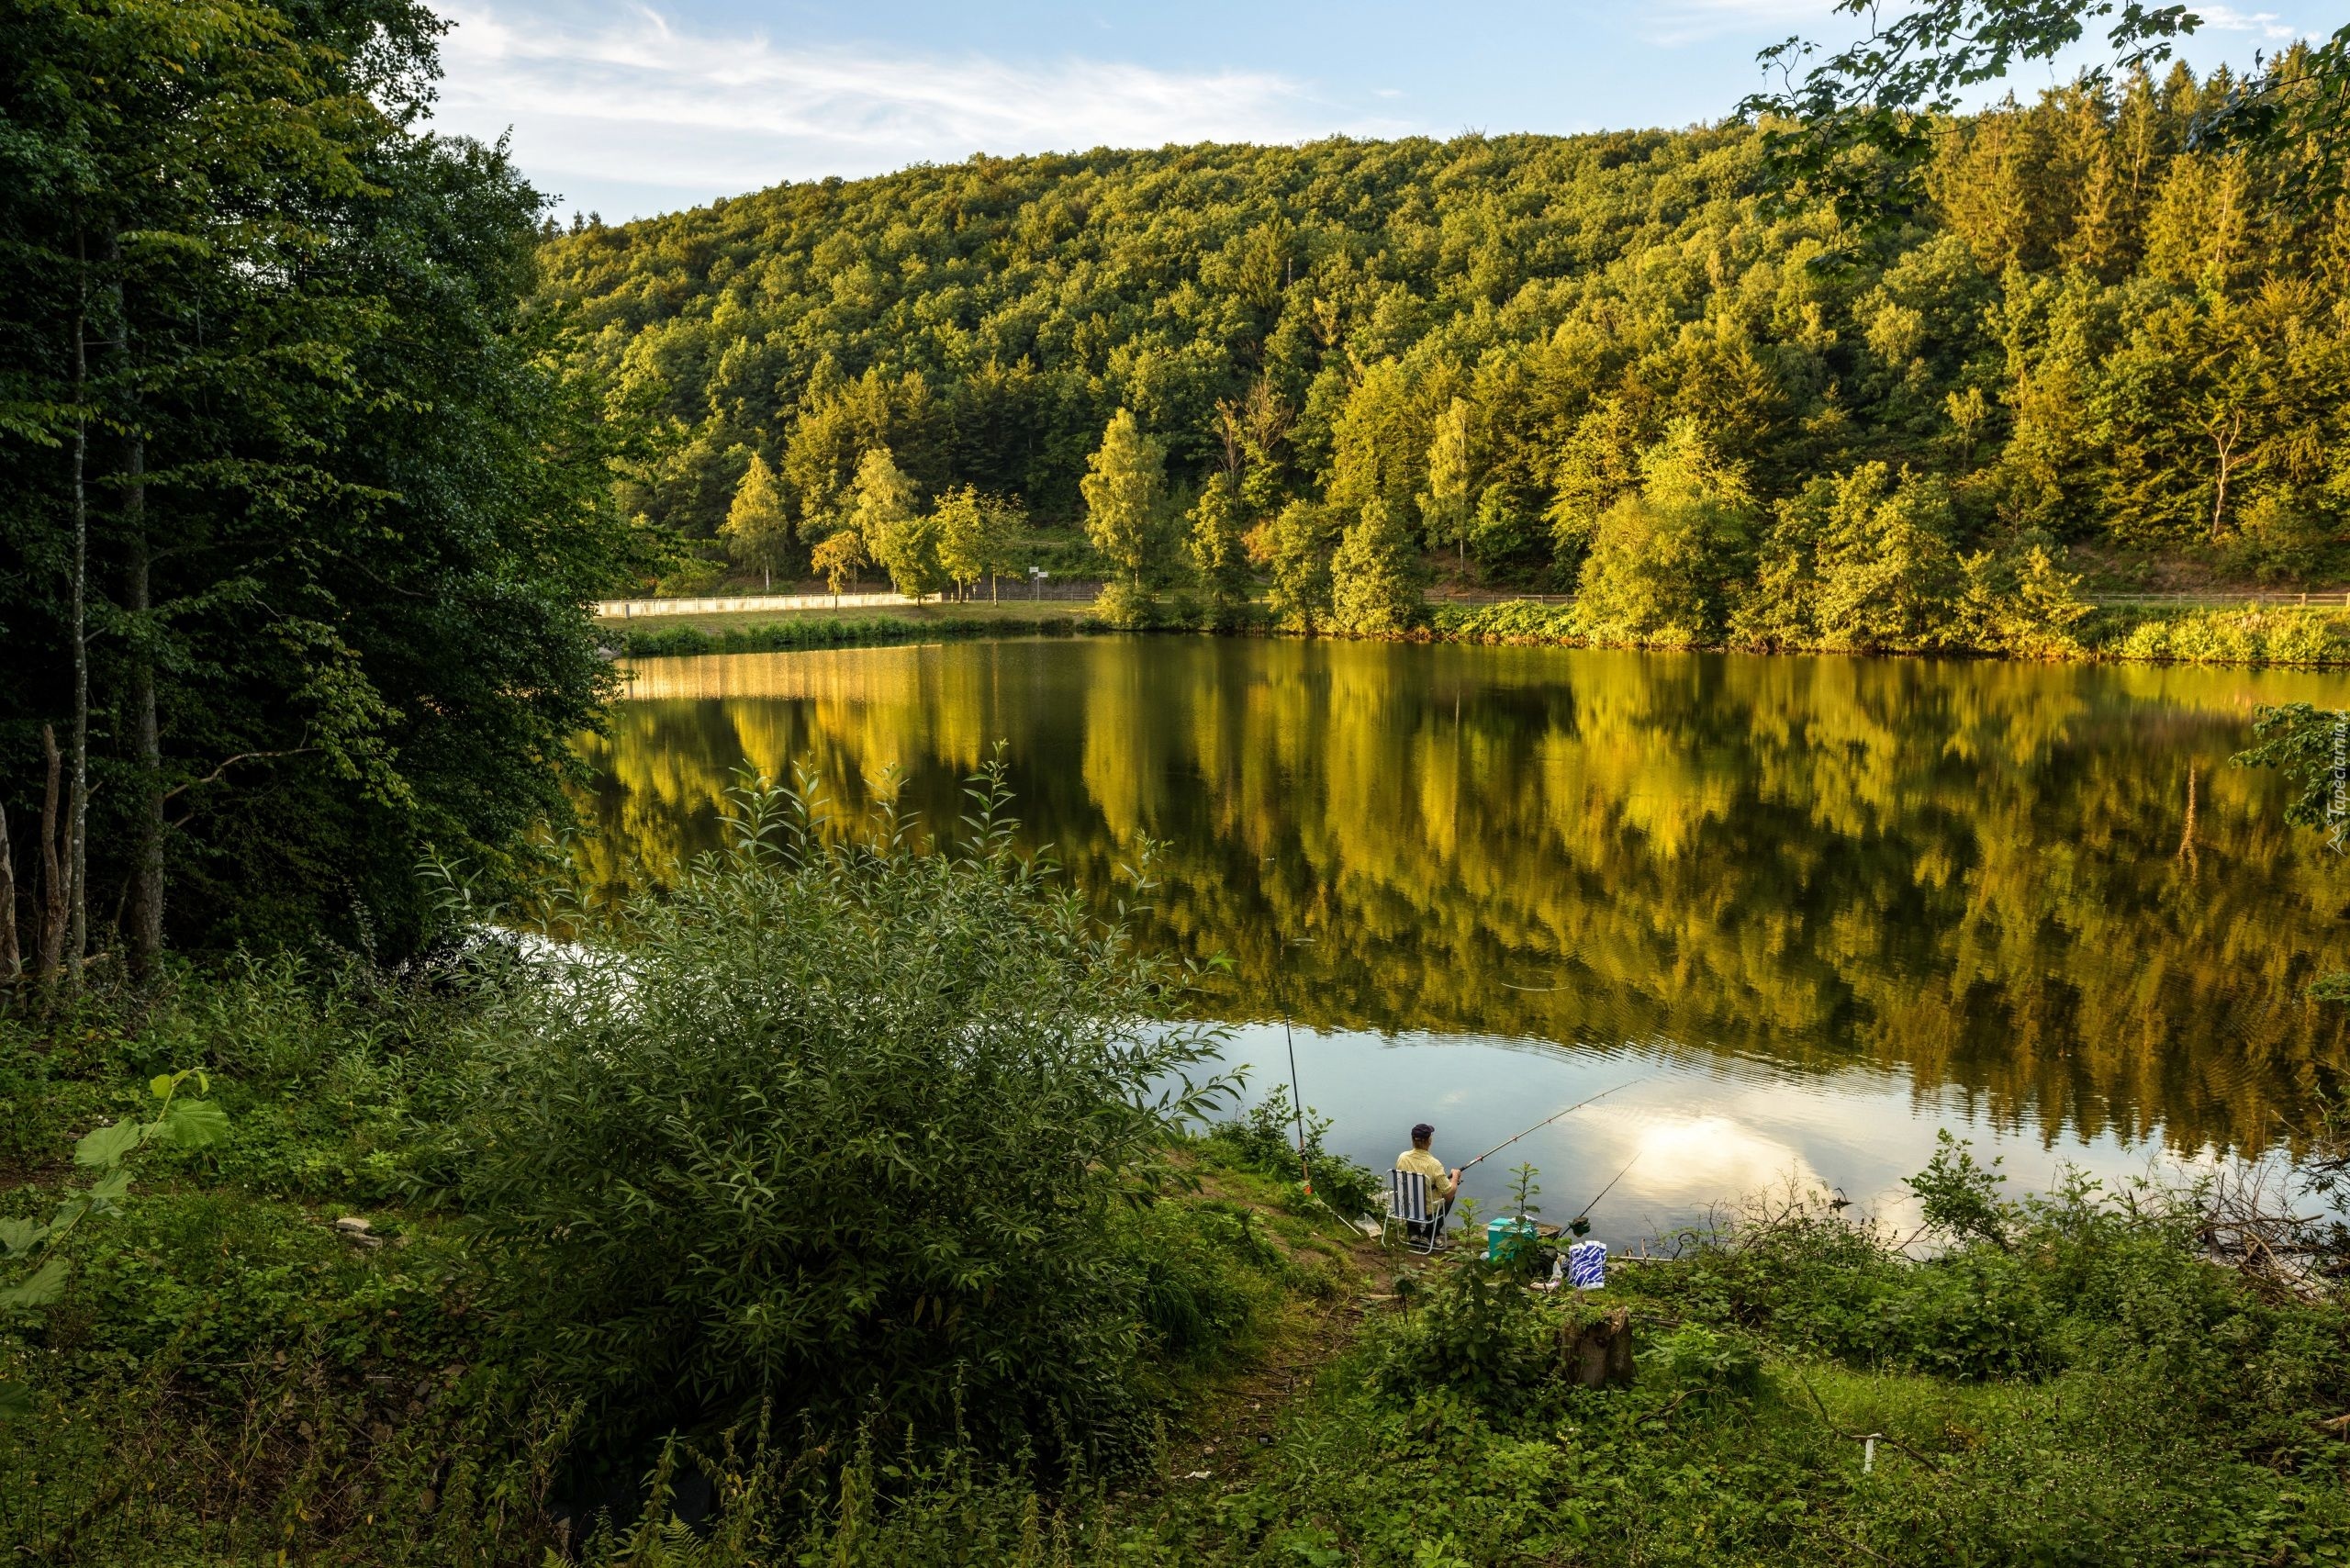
[{"left": 1810, "top": 464, "right": 1965, "bottom": 652}]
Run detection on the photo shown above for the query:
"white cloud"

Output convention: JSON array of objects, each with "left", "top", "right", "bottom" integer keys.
[
  {"left": 431, "top": 3, "right": 1400, "bottom": 211},
  {"left": 2198, "top": 5, "right": 2299, "bottom": 42}
]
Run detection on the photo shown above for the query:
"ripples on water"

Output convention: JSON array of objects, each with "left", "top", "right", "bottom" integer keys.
[{"left": 577, "top": 636, "right": 2350, "bottom": 1238}]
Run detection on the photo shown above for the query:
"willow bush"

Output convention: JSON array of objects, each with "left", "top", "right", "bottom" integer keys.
[{"left": 460, "top": 767, "right": 1235, "bottom": 1473}]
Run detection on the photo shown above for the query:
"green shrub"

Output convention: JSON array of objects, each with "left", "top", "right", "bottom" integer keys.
[
  {"left": 1206, "top": 1086, "right": 1382, "bottom": 1220},
  {"left": 1369, "top": 1249, "right": 1581, "bottom": 1411},
  {"left": 1881, "top": 1249, "right": 2057, "bottom": 1379},
  {"left": 1092, "top": 579, "right": 1166, "bottom": 628},
  {"left": 2103, "top": 605, "right": 2350, "bottom": 666},
  {"left": 1125, "top": 1200, "right": 1283, "bottom": 1363},
  {"left": 1643, "top": 1322, "right": 1764, "bottom": 1403},
  {"left": 1905, "top": 1130, "right": 2020, "bottom": 1249},
  {"left": 1629, "top": 1193, "right": 1905, "bottom": 1359},
  {"left": 460, "top": 766, "right": 1236, "bottom": 1473},
  {"left": 1427, "top": 599, "right": 1583, "bottom": 644}
]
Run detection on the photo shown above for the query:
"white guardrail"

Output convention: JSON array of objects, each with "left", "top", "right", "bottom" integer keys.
[{"left": 597, "top": 591, "right": 921, "bottom": 617}]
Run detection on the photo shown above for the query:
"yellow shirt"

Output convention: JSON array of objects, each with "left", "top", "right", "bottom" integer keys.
[{"left": 1395, "top": 1147, "right": 1456, "bottom": 1202}]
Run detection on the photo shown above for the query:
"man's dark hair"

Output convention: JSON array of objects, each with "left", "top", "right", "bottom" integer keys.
[{"left": 1410, "top": 1122, "right": 1435, "bottom": 1143}]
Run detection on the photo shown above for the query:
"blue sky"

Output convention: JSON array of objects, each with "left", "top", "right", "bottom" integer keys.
[{"left": 425, "top": 2, "right": 2341, "bottom": 223}]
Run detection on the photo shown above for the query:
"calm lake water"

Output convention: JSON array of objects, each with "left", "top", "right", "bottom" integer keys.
[{"left": 579, "top": 636, "right": 2350, "bottom": 1243}]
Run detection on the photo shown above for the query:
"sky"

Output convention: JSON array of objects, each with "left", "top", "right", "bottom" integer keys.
[{"left": 422, "top": 1, "right": 2344, "bottom": 224}]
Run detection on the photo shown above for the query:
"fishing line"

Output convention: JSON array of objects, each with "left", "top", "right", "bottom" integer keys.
[{"left": 1458, "top": 1076, "right": 1648, "bottom": 1174}]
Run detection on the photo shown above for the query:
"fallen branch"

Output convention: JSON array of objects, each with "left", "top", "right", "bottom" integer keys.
[{"left": 1796, "top": 1375, "right": 1945, "bottom": 1473}]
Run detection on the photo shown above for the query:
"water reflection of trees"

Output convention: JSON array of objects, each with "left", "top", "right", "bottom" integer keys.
[{"left": 576, "top": 638, "right": 2350, "bottom": 1156}]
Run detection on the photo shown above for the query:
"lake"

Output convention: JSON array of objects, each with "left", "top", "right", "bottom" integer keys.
[{"left": 579, "top": 635, "right": 2350, "bottom": 1244}]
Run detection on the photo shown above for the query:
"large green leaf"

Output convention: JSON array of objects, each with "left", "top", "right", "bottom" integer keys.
[
  {"left": 85, "top": 1168, "right": 132, "bottom": 1210},
  {"left": 0, "top": 1218, "right": 40, "bottom": 1257},
  {"left": 0, "top": 1381, "right": 31, "bottom": 1420},
  {"left": 73, "top": 1117, "right": 143, "bottom": 1169},
  {"left": 159, "top": 1098, "right": 231, "bottom": 1149},
  {"left": 0, "top": 1255, "right": 70, "bottom": 1308}
]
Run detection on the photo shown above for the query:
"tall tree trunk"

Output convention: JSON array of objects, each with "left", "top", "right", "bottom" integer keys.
[
  {"left": 125, "top": 445, "right": 161, "bottom": 978},
  {"left": 0, "top": 798, "right": 18, "bottom": 983},
  {"left": 38, "top": 726, "right": 64, "bottom": 982},
  {"left": 113, "top": 247, "right": 162, "bottom": 980},
  {"left": 67, "top": 243, "right": 91, "bottom": 985}
]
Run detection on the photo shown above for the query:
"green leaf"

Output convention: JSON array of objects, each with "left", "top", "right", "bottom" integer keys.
[
  {"left": 159, "top": 1099, "right": 230, "bottom": 1149},
  {"left": 73, "top": 1117, "right": 143, "bottom": 1169},
  {"left": 0, "top": 1256, "right": 71, "bottom": 1308},
  {"left": 86, "top": 1168, "right": 132, "bottom": 1209},
  {"left": 0, "top": 1381, "right": 31, "bottom": 1420},
  {"left": 150, "top": 1073, "right": 175, "bottom": 1102},
  {"left": 0, "top": 1218, "right": 40, "bottom": 1257}
]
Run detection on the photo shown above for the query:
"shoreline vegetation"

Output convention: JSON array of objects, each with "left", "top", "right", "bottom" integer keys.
[
  {"left": 606, "top": 595, "right": 2350, "bottom": 669},
  {"left": 6, "top": 785, "right": 2349, "bottom": 1563}
]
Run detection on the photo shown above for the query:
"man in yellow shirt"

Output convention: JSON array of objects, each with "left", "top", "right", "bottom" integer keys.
[{"left": 1394, "top": 1122, "right": 1461, "bottom": 1217}]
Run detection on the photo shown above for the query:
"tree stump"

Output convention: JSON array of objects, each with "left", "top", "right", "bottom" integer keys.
[{"left": 1561, "top": 1305, "right": 1636, "bottom": 1389}]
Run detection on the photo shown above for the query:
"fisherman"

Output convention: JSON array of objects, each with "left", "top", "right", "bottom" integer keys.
[{"left": 1395, "top": 1122, "right": 1463, "bottom": 1232}]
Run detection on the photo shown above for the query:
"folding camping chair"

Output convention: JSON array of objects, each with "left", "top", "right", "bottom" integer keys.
[{"left": 1382, "top": 1168, "right": 1450, "bottom": 1254}]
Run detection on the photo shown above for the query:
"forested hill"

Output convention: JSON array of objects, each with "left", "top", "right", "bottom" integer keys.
[{"left": 537, "top": 62, "right": 2350, "bottom": 588}]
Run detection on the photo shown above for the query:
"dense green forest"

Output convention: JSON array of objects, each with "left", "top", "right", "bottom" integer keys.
[
  {"left": 0, "top": 1, "right": 644, "bottom": 971},
  {"left": 541, "top": 53, "right": 2350, "bottom": 633}
]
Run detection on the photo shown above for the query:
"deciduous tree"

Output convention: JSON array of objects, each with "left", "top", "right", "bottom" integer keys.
[
  {"left": 722, "top": 454, "right": 794, "bottom": 589},
  {"left": 936, "top": 486, "right": 1022, "bottom": 602},
  {"left": 1187, "top": 472, "right": 1255, "bottom": 628},
  {"left": 811, "top": 528, "right": 867, "bottom": 602},
  {"left": 1331, "top": 498, "right": 1424, "bottom": 634},
  {"left": 1081, "top": 409, "right": 1168, "bottom": 589}
]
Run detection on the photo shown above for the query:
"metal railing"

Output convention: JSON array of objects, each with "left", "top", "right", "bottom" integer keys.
[{"left": 597, "top": 578, "right": 1103, "bottom": 618}]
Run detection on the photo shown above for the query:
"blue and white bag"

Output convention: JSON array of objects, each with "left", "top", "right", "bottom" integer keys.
[{"left": 1567, "top": 1239, "right": 1606, "bottom": 1290}]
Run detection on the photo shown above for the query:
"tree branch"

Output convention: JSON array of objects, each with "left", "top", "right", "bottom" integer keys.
[{"left": 161, "top": 748, "right": 314, "bottom": 809}]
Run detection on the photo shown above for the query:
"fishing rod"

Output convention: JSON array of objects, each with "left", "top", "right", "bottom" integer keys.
[
  {"left": 1274, "top": 929, "right": 1315, "bottom": 1197},
  {"left": 1563, "top": 1151, "right": 1641, "bottom": 1236},
  {"left": 1281, "top": 1011, "right": 1311, "bottom": 1196},
  {"left": 1457, "top": 1077, "right": 1647, "bottom": 1176}
]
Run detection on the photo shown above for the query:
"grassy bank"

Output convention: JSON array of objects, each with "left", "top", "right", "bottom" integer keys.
[{"left": 603, "top": 603, "right": 1105, "bottom": 658}]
